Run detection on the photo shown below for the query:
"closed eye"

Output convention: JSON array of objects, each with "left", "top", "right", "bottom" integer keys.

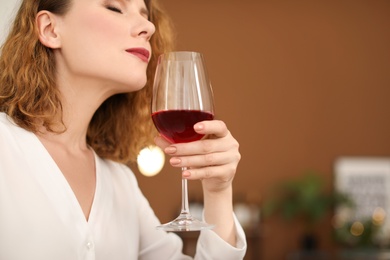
[
  {"left": 107, "top": 6, "right": 122, "bottom": 13},
  {"left": 140, "top": 7, "right": 150, "bottom": 21}
]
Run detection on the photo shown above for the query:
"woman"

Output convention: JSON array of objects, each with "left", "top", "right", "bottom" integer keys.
[{"left": 0, "top": 0, "right": 246, "bottom": 259}]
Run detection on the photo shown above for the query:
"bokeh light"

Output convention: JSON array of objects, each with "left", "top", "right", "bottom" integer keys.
[
  {"left": 350, "top": 221, "right": 364, "bottom": 236},
  {"left": 137, "top": 146, "right": 165, "bottom": 177}
]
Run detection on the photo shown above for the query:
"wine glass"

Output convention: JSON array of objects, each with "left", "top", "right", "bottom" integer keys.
[{"left": 151, "top": 51, "right": 215, "bottom": 231}]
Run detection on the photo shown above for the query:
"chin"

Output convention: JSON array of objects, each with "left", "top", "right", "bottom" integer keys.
[
  {"left": 117, "top": 78, "right": 148, "bottom": 94},
  {"left": 132, "top": 77, "right": 148, "bottom": 91},
  {"left": 110, "top": 70, "right": 147, "bottom": 91}
]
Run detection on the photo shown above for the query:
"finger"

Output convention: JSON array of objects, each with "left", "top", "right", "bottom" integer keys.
[
  {"left": 170, "top": 138, "right": 230, "bottom": 157},
  {"left": 169, "top": 151, "right": 231, "bottom": 168},
  {"left": 183, "top": 164, "right": 236, "bottom": 182},
  {"left": 194, "top": 120, "right": 229, "bottom": 139},
  {"left": 154, "top": 135, "right": 172, "bottom": 150},
  {"left": 167, "top": 131, "right": 240, "bottom": 156}
]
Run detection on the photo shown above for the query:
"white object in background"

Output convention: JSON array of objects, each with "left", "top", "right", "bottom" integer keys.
[
  {"left": 0, "top": 0, "right": 21, "bottom": 45},
  {"left": 335, "top": 157, "right": 390, "bottom": 245}
]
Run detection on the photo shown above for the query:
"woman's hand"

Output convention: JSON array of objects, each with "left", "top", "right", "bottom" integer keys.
[
  {"left": 154, "top": 120, "right": 241, "bottom": 193},
  {"left": 155, "top": 119, "right": 240, "bottom": 246}
]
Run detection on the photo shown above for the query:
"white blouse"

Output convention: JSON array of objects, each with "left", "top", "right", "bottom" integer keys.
[{"left": 0, "top": 113, "right": 246, "bottom": 260}]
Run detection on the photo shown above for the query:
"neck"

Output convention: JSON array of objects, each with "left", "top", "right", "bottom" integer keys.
[{"left": 39, "top": 78, "right": 114, "bottom": 151}]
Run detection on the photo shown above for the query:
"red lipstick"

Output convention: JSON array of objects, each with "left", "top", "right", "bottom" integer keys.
[{"left": 126, "top": 48, "right": 150, "bottom": 62}]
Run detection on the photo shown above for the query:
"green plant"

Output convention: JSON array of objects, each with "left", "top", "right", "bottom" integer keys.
[
  {"left": 263, "top": 171, "right": 353, "bottom": 250},
  {"left": 264, "top": 171, "right": 351, "bottom": 227}
]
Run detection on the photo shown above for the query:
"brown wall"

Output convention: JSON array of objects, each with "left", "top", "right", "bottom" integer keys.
[{"left": 132, "top": 1, "right": 390, "bottom": 259}]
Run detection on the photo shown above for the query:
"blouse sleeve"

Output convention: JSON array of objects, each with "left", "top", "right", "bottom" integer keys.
[
  {"left": 195, "top": 214, "right": 247, "bottom": 260},
  {"left": 124, "top": 166, "right": 247, "bottom": 260}
]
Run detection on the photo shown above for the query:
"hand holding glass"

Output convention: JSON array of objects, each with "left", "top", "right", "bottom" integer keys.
[{"left": 151, "top": 51, "right": 215, "bottom": 231}]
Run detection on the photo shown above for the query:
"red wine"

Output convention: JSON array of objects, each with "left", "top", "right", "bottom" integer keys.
[{"left": 152, "top": 110, "right": 214, "bottom": 143}]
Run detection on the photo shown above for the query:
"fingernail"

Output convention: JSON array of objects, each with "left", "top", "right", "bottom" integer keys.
[
  {"left": 165, "top": 146, "right": 176, "bottom": 154},
  {"left": 182, "top": 171, "right": 191, "bottom": 178},
  {"left": 170, "top": 158, "right": 181, "bottom": 165},
  {"left": 194, "top": 123, "right": 204, "bottom": 131}
]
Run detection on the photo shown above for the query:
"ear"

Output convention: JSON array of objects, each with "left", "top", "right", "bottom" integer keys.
[{"left": 36, "top": 11, "right": 61, "bottom": 49}]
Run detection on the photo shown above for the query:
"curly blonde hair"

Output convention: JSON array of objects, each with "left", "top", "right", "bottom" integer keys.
[{"left": 0, "top": 0, "right": 175, "bottom": 163}]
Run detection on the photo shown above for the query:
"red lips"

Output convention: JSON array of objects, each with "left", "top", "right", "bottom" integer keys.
[{"left": 126, "top": 48, "right": 150, "bottom": 62}]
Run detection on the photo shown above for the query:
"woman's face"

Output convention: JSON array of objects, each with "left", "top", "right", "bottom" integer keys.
[{"left": 53, "top": 0, "right": 155, "bottom": 94}]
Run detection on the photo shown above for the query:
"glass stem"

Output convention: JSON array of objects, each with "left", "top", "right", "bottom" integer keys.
[{"left": 180, "top": 167, "right": 190, "bottom": 216}]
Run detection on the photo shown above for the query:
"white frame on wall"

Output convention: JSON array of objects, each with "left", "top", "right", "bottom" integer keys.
[{"left": 334, "top": 157, "right": 390, "bottom": 245}]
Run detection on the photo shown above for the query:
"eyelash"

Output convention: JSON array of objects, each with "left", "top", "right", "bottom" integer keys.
[
  {"left": 106, "top": 6, "right": 123, "bottom": 13},
  {"left": 105, "top": 4, "right": 150, "bottom": 20}
]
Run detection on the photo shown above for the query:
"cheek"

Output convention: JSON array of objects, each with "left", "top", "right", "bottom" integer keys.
[
  {"left": 78, "top": 10, "right": 123, "bottom": 42},
  {"left": 59, "top": 12, "right": 121, "bottom": 73}
]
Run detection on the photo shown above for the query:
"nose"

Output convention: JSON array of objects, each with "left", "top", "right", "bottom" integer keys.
[{"left": 134, "top": 17, "right": 156, "bottom": 41}]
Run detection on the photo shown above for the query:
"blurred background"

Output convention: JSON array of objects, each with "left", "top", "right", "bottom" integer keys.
[
  {"left": 1, "top": 0, "right": 390, "bottom": 259},
  {"left": 134, "top": 0, "right": 390, "bottom": 259}
]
